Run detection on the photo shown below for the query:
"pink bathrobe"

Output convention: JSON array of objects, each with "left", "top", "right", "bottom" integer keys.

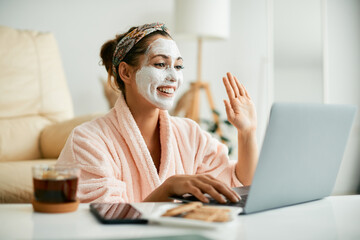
[{"left": 57, "top": 94, "right": 242, "bottom": 203}]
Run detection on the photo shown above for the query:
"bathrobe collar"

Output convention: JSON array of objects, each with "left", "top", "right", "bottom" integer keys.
[{"left": 114, "top": 93, "right": 172, "bottom": 191}]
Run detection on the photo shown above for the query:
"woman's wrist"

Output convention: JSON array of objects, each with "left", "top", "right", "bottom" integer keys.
[
  {"left": 236, "top": 127, "right": 258, "bottom": 186},
  {"left": 143, "top": 178, "right": 171, "bottom": 202},
  {"left": 237, "top": 127, "right": 256, "bottom": 141},
  {"left": 158, "top": 179, "right": 171, "bottom": 200}
]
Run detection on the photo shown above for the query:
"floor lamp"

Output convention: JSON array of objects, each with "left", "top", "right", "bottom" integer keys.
[{"left": 174, "top": 0, "right": 230, "bottom": 137}]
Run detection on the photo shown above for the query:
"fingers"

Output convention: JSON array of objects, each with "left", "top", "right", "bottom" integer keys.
[
  {"left": 196, "top": 175, "right": 240, "bottom": 203},
  {"left": 222, "top": 77, "right": 235, "bottom": 99},
  {"left": 226, "top": 72, "right": 240, "bottom": 98},
  {"left": 194, "top": 181, "right": 226, "bottom": 203},
  {"left": 171, "top": 175, "right": 241, "bottom": 204},
  {"left": 224, "top": 73, "right": 251, "bottom": 100},
  {"left": 234, "top": 76, "right": 245, "bottom": 97},
  {"left": 186, "top": 185, "right": 210, "bottom": 203},
  {"left": 244, "top": 86, "right": 251, "bottom": 100},
  {"left": 223, "top": 100, "right": 233, "bottom": 118},
  {"left": 199, "top": 175, "right": 241, "bottom": 203},
  {"left": 235, "top": 76, "right": 251, "bottom": 100}
]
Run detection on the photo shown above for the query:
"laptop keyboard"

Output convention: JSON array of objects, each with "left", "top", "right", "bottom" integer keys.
[
  {"left": 177, "top": 194, "right": 248, "bottom": 208},
  {"left": 206, "top": 194, "right": 248, "bottom": 208},
  {"left": 170, "top": 186, "right": 250, "bottom": 208}
]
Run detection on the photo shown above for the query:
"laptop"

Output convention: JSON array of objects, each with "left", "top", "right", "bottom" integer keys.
[{"left": 171, "top": 103, "right": 357, "bottom": 214}]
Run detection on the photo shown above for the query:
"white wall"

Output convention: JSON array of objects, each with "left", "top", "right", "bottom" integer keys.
[
  {"left": 273, "top": 0, "right": 323, "bottom": 103},
  {"left": 327, "top": 0, "right": 360, "bottom": 195}
]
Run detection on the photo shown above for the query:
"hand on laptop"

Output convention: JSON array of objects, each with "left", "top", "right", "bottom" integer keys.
[{"left": 143, "top": 174, "right": 241, "bottom": 203}]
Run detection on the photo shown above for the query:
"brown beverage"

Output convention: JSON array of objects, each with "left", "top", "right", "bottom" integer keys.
[{"left": 33, "top": 176, "right": 78, "bottom": 203}]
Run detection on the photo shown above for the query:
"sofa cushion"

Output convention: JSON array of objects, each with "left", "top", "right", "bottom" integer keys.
[
  {"left": 0, "top": 116, "right": 52, "bottom": 162},
  {"left": 40, "top": 113, "right": 103, "bottom": 158},
  {"left": 0, "top": 159, "right": 56, "bottom": 203},
  {"left": 0, "top": 25, "right": 73, "bottom": 120}
]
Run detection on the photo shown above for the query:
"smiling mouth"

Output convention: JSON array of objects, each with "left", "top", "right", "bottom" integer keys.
[{"left": 157, "top": 86, "right": 175, "bottom": 96}]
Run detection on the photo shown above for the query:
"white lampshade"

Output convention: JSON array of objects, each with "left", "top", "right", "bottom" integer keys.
[{"left": 175, "top": 0, "right": 230, "bottom": 40}]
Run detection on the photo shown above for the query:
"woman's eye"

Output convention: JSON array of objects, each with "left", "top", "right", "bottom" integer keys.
[
  {"left": 175, "top": 65, "right": 184, "bottom": 70},
  {"left": 154, "top": 63, "right": 166, "bottom": 68}
]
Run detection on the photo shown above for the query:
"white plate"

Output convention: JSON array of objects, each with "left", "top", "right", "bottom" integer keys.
[{"left": 145, "top": 204, "right": 242, "bottom": 229}]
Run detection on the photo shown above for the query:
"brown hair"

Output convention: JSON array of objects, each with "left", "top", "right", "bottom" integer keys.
[{"left": 100, "top": 27, "right": 171, "bottom": 94}]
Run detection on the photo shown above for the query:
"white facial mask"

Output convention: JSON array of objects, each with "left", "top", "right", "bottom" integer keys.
[{"left": 135, "top": 38, "right": 183, "bottom": 110}]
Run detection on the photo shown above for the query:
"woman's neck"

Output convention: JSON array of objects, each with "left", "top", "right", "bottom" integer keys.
[{"left": 125, "top": 93, "right": 160, "bottom": 141}]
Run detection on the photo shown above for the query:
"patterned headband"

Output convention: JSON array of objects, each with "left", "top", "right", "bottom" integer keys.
[{"left": 112, "top": 22, "right": 170, "bottom": 78}]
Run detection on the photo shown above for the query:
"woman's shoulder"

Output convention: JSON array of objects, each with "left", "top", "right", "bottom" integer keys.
[
  {"left": 170, "top": 115, "right": 199, "bottom": 128},
  {"left": 169, "top": 115, "right": 222, "bottom": 151},
  {"left": 169, "top": 115, "right": 208, "bottom": 137},
  {"left": 71, "top": 109, "right": 117, "bottom": 139}
]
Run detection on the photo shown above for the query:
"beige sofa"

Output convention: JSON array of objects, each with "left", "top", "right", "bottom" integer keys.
[{"left": 0, "top": 26, "right": 100, "bottom": 203}]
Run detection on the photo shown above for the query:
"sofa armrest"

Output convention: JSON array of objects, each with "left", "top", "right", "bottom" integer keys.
[{"left": 40, "top": 113, "right": 103, "bottom": 158}]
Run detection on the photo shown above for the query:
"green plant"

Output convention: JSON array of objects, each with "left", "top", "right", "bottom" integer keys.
[{"left": 199, "top": 109, "right": 235, "bottom": 156}]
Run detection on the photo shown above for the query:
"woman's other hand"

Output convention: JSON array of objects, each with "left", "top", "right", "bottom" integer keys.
[
  {"left": 223, "top": 72, "right": 258, "bottom": 186},
  {"left": 222, "top": 72, "right": 257, "bottom": 133},
  {"left": 144, "top": 174, "right": 241, "bottom": 203}
]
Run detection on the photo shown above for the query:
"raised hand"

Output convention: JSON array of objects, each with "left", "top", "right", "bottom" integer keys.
[{"left": 222, "top": 72, "right": 257, "bottom": 133}]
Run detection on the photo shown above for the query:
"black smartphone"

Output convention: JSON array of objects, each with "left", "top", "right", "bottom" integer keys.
[{"left": 90, "top": 203, "right": 148, "bottom": 224}]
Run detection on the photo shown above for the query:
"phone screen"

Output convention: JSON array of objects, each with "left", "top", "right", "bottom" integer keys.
[{"left": 90, "top": 203, "right": 148, "bottom": 224}]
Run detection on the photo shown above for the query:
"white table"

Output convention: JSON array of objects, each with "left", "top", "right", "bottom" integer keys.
[{"left": 1, "top": 195, "right": 359, "bottom": 240}]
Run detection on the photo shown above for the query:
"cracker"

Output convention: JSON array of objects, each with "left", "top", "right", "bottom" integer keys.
[
  {"left": 183, "top": 211, "right": 219, "bottom": 222},
  {"left": 161, "top": 202, "right": 231, "bottom": 222},
  {"left": 194, "top": 206, "right": 230, "bottom": 213},
  {"left": 213, "top": 212, "right": 230, "bottom": 222},
  {"left": 191, "top": 207, "right": 230, "bottom": 222},
  {"left": 162, "top": 202, "right": 203, "bottom": 217}
]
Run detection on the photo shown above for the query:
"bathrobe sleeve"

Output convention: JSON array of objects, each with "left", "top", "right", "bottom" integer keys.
[
  {"left": 57, "top": 124, "right": 128, "bottom": 203},
  {"left": 179, "top": 119, "right": 243, "bottom": 188}
]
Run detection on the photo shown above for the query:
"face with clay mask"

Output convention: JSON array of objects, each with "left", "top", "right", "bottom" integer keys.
[{"left": 135, "top": 37, "right": 184, "bottom": 110}]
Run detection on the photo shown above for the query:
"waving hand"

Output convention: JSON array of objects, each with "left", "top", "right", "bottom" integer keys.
[{"left": 222, "top": 72, "right": 257, "bottom": 132}]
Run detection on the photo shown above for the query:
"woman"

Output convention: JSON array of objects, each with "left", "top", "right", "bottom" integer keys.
[{"left": 57, "top": 23, "right": 258, "bottom": 204}]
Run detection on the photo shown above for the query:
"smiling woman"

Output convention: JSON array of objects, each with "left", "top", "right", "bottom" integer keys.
[
  {"left": 56, "top": 23, "right": 258, "bottom": 204},
  {"left": 135, "top": 38, "right": 184, "bottom": 110}
]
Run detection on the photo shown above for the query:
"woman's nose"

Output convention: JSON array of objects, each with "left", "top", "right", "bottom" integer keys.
[
  {"left": 166, "top": 68, "right": 177, "bottom": 82},
  {"left": 169, "top": 77, "right": 177, "bottom": 82}
]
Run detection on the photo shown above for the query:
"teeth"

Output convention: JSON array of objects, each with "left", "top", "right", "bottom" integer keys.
[{"left": 158, "top": 87, "right": 175, "bottom": 94}]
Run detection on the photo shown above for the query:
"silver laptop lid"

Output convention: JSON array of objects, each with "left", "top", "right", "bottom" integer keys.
[{"left": 244, "top": 103, "right": 356, "bottom": 214}]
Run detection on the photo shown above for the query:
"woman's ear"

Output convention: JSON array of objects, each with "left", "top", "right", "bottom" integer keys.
[{"left": 118, "top": 62, "right": 134, "bottom": 84}]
